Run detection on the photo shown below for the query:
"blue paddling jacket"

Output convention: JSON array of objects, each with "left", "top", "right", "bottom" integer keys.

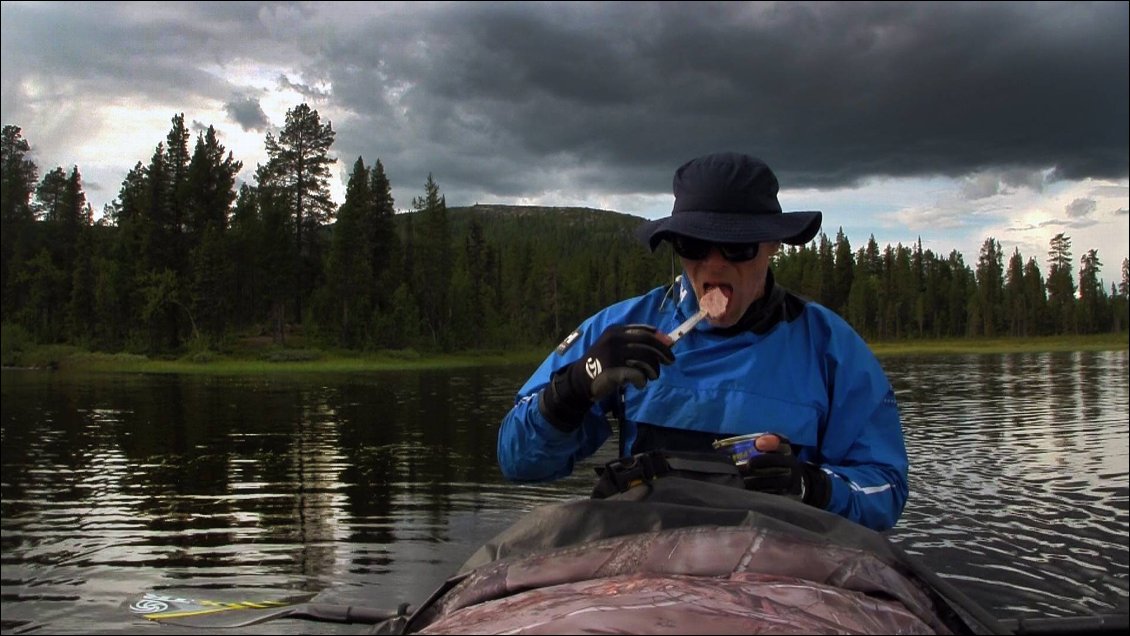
[{"left": 498, "top": 271, "right": 909, "bottom": 532}]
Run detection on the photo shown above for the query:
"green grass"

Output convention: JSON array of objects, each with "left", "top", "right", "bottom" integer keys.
[
  {"left": 867, "top": 332, "right": 1128, "bottom": 357},
  {"left": 46, "top": 347, "right": 551, "bottom": 375},
  {"left": 6, "top": 333, "right": 1126, "bottom": 376}
]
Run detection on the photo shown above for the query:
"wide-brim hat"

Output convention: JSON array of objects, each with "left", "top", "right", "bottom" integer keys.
[{"left": 637, "top": 152, "right": 822, "bottom": 250}]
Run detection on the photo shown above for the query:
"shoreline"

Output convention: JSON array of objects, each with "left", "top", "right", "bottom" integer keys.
[
  {"left": 866, "top": 333, "right": 1128, "bottom": 357},
  {"left": 4, "top": 333, "right": 1126, "bottom": 376}
]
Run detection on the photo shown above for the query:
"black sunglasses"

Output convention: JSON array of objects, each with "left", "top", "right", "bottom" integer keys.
[{"left": 670, "top": 235, "right": 760, "bottom": 262}]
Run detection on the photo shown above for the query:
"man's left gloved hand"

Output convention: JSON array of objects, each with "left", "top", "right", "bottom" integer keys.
[{"left": 740, "top": 434, "right": 831, "bottom": 509}]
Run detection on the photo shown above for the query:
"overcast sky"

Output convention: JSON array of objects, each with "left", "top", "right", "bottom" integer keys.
[{"left": 2, "top": 1, "right": 1127, "bottom": 281}]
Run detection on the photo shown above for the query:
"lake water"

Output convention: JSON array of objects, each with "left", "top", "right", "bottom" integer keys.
[{"left": 1, "top": 350, "right": 1127, "bottom": 634}]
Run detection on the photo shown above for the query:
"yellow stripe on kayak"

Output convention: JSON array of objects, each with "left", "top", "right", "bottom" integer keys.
[{"left": 143, "top": 600, "right": 288, "bottom": 620}]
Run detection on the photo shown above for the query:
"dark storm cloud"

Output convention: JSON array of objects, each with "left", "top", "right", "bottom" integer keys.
[
  {"left": 312, "top": 1, "right": 1128, "bottom": 202},
  {"left": 1065, "top": 197, "right": 1097, "bottom": 219},
  {"left": 224, "top": 95, "right": 271, "bottom": 132},
  {"left": 2, "top": 1, "right": 1126, "bottom": 210}
]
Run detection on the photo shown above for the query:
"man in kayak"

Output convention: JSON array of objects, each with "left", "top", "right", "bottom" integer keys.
[{"left": 497, "top": 151, "right": 908, "bottom": 532}]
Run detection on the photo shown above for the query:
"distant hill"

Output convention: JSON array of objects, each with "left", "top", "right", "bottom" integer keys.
[
  {"left": 389, "top": 203, "right": 675, "bottom": 344},
  {"left": 397, "top": 203, "right": 663, "bottom": 258},
  {"left": 447, "top": 203, "right": 644, "bottom": 226}
]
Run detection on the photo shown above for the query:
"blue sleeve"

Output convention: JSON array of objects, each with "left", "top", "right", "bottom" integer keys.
[
  {"left": 496, "top": 387, "right": 613, "bottom": 481},
  {"left": 497, "top": 310, "right": 623, "bottom": 482},
  {"left": 816, "top": 329, "right": 909, "bottom": 531}
]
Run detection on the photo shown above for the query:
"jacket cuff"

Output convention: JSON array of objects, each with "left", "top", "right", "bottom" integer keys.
[
  {"left": 802, "top": 463, "right": 832, "bottom": 509},
  {"left": 537, "top": 368, "right": 590, "bottom": 432}
]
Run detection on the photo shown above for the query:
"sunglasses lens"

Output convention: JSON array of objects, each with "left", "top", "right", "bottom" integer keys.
[
  {"left": 720, "top": 243, "right": 759, "bottom": 262},
  {"left": 672, "top": 236, "right": 710, "bottom": 260},
  {"left": 671, "top": 236, "right": 759, "bottom": 262}
]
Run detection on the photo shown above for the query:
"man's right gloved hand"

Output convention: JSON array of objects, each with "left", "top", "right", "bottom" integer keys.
[{"left": 539, "top": 324, "right": 675, "bottom": 431}]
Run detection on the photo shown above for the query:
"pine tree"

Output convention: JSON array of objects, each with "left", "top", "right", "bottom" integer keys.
[
  {"left": 36, "top": 167, "right": 68, "bottom": 221},
  {"left": 0, "top": 126, "right": 38, "bottom": 224},
  {"left": 1, "top": 125, "right": 39, "bottom": 319},
  {"left": 1045, "top": 233, "right": 1076, "bottom": 334},
  {"left": 257, "top": 103, "right": 337, "bottom": 322}
]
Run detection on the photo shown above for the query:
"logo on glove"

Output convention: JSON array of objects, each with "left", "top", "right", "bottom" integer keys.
[{"left": 584, "top": 356, "right": 602, "bottom": 379}]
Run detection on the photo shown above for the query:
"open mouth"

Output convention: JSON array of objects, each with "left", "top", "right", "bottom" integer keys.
[{"left": 703, "top": 283, "right": 733, "bottom": 301}]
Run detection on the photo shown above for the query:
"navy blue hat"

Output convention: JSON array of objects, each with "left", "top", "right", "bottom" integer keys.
[{"left": 638, "top": 152, "right": 822, "bottom": 250}]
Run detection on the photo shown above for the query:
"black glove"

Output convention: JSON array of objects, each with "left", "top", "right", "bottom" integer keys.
[
  {"left": 539, "top": 324, "right": 674, "bottom": 431},
  {"left": 740, "top": 435, "right": 831, "bottom": 509}
]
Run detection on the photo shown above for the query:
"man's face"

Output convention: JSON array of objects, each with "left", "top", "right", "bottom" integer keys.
[{"left": 678, "top": 240, "right": 780, "bottom": 328}]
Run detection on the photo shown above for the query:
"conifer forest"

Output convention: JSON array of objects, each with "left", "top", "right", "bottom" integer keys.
[{"left": 2, "top": 105, "right": 1127, "bottom": 358}]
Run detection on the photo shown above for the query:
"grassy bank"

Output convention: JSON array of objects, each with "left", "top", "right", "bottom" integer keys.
[
  {"left": 867, "top": 332, "right": 1128, "bottom": 357},
  {"left": 3, "top": 333, "right": 1126, "bottom": 376},
  {"left": 5, "top": 344, "right": 552, "bottom": 375}
]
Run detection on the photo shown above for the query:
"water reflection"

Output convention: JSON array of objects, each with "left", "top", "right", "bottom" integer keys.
[
  {"left": 1, "top": 351, "right": 1127, "bottom": 633},
  {"left": 885, "top": 351, "right": 1129, "bottom": 620}
]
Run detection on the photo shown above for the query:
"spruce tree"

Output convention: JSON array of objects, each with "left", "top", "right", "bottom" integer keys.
[
  {"left": 165, "top": 114, "right": 191, "bottom": 279},
  {"left": 367, "top": 158, "right": 400, "bottom": 313},
  {"left": 325, "top": 157, "right": 374, "bottom": 347},
  {"left": 975, "top": 237, "right": 1004, "bottom": 337},
  {"left": 1078, "top": 249, "right": 1104, "bottom": 333},
  {"left": 1004, "top": 248, "right": 1026, "bottom": 336},
  {"left": 462, "top": 217, "right": 489, "bottom": 347},
  {"left": 411, "top": 174, "right": 451, "bottom": 349},
  {"left": 228, "top": 184, "right": 266, "bottom": 331},
  {"left": 184, "top": 126, "right": 241, "bottom": 347},
  {"left": 186, "top": 125, "right": 242, "bottom": 235},
  {"left": 832, "top": 228, "right": 854, "bottom": 317},
  {"left": 1022, "top": 257, "right": 1047, "bottom": 335}
]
